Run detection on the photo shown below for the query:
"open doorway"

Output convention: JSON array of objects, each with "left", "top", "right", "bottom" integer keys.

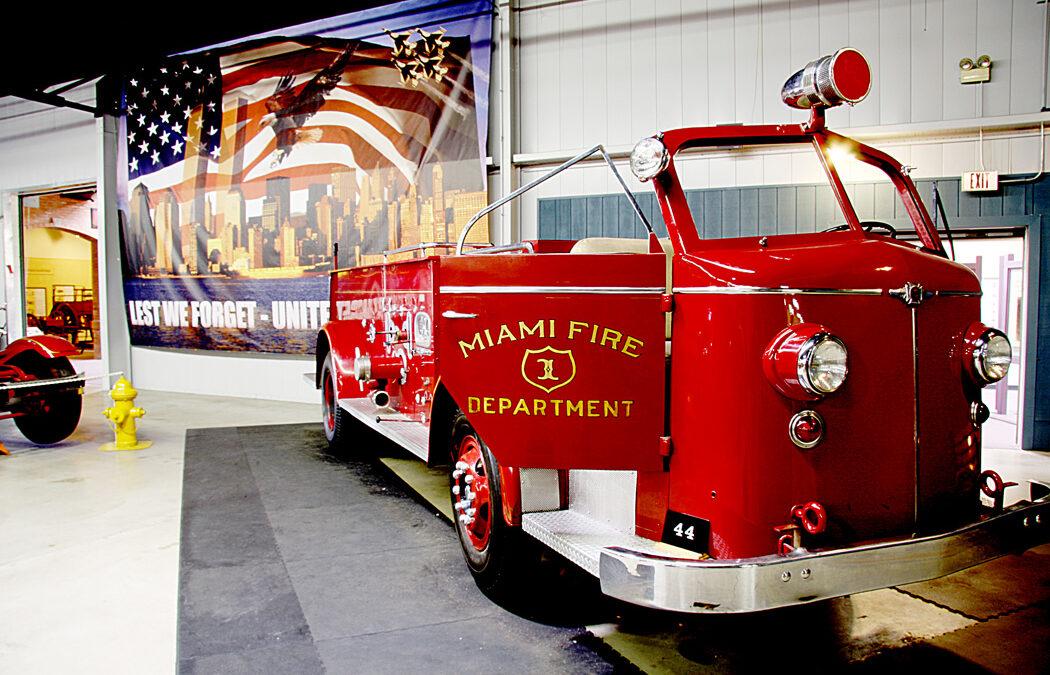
[
  {"left": 19, "top": 186, "right": 101, "bottom": 365},
  {"left": 952, "top": 232, "right": 1026, "bottom": 450}
]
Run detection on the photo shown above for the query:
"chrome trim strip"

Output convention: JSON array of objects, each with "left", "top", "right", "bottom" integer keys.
[
  {"left": 673, "top": 286, "right": 884, "bottom": 296},
  {"left": 673, "top": 286, "right": 982, "bottom": 297},
  {"left": 439, "top": 285, "right": 665, "bottom": 295},
  {"left": 599, "top": 493, "right": 1050, "bottom": 614},
  {"left": 932, "top": 290, "right": 983, "bottom": 297}
]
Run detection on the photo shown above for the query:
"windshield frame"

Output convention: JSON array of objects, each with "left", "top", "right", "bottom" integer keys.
[{"left": 652, "top": 113, "right": 945, "bottom": 256}]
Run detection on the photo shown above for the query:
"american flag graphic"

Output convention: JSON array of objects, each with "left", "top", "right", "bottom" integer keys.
[
  {"left": 126, "top": 35, "right": 481, "bottom": 200},
  {"left": 125, "top": 55, "right": 223, "bottom": 178}
]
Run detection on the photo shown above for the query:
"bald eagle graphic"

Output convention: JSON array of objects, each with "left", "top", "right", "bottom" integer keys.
[{"left": 259, "top": 44, "right": 356, "bottom": 166}]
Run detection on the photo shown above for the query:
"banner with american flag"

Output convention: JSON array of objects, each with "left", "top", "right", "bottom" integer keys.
[{"left": 119, "top": 1, "right": 492, "bottom": 353}]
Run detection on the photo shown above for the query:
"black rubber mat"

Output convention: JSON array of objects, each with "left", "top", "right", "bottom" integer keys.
[{"left": 178, "top": 423, "right": 612, "bottom": 674}]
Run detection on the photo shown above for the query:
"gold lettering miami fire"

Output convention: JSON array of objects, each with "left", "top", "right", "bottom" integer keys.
[{"left": 457, "top": 319, "right": 644, "bottom": 359}]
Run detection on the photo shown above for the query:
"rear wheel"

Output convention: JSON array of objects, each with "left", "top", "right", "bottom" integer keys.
[
  {"left": 449, "top": 413, "right": 524, "bottom": 596},
  {"left": 321, "top": 353, "right": 351, "bottom": 449},
  {"left": 14, "top": 355, "right": 82, "bottom": 445}
]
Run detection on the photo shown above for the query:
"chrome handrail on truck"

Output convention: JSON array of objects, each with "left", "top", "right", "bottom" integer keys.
[
  {"left": 465, "top": 242, "right": 535, "bottom": 255},
  {"left": 382, "top": 241, "right": 491, "bottom": 260},
  {"left": 455, "top": 144, "right": 656, "bottom": 255}
]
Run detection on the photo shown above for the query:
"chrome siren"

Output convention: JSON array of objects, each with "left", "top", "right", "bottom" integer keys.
[{"left": 781, "top": 48, "right": 871, "bottom": 110}]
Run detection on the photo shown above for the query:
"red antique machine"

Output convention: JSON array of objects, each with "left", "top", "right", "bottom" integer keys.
[
  {"left": 32, "top": 286, "right": 95, "bottom": 349},
  {"left": 0, "top": 329, "right": 84, "bottom": 445},
  {"left": 316, "top": 49, "right": 1049, "bottom": 612}
]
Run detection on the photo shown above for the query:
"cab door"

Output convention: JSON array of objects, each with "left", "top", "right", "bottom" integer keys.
[{"left": 436, "top": 252, "right": 667, "bottom": 471}]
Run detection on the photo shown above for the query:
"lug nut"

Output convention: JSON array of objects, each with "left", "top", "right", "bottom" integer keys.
[
  {"left": 464, "top": 474, "right": 475, "bottom": 484},
  {"left": 466, "top": 508, "right": 476, "bottom": 517},
  {"left": 452, "top": 469, "right": 464, "bottom": 479},
  {"left": 452, "top": 486, "right": 460, "bottom": 495},
  {"left": 456, "top": 461, "right": 468, "bottom": 470}
]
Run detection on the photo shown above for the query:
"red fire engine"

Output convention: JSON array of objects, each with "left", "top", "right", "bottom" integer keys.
[{"left": 316, "top": 49, "right": 1049, "bottom": 613}]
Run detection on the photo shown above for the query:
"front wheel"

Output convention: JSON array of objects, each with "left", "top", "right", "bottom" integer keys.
[
  {"left": 449, "top": 413, "right": 526, "bottom": 596},
  {"left": 14, "top": 356, "right": 82, "bottom": 445},
  {"left": 321, "top": 353, "right": 352, "bottom": 449}
]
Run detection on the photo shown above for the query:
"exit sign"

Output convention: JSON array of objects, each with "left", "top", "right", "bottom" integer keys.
[{"left": 961, "top": 171, "right": 999, "bottom": 192}]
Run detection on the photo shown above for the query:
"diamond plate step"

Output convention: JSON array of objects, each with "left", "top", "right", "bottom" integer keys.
[
  {"left": 338, "top": 398, "right": 430, "bottom": 461},
  {"left": 521, "top": 509, "right": 702, "bottom": 577}
]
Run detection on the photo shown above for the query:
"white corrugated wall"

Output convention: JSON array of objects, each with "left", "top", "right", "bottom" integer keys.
[{"left": 505, "top": 0, "right": 1050, "bottom": 238}]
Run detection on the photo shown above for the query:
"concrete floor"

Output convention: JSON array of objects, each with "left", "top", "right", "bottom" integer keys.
[
  {"left": 0, "top": 390, "right": 316, "bottom": 674},
  {"left": 0, "top": 390, "right": 1047, "bottom": 673}
]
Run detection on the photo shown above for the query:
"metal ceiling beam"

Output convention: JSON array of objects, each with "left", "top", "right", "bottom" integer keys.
[
  {"left": 9, "top": 88, "right": 100, "bottom": 116},
  {"left": 47, "top": 76, "right": 98, "bottom": 96}
]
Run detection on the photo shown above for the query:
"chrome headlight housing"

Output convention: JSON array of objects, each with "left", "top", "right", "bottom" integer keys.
[
  {"left": 797, "top": 333, "right": 848, "bottom": 395},
  {"left": 630, "top": 136, "right": 669, "bottom": 182},
  {"left": 973, "top": 329, "right": 1011, "bottom": 384}
]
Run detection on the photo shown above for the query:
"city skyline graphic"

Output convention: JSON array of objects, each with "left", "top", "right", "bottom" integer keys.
[{"left": 125, "top": 159, "right": 490, "bottom": 279}]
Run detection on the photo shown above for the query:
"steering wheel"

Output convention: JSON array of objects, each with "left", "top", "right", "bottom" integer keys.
[{"left": 822, "top": 221, "right": 898, "bottom": 237}]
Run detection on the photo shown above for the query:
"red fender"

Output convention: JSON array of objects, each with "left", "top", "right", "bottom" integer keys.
[
  {"left": 317, "top": 322, "right": 365, "bottom": 398},
  {"left": 0, "top": 335, "right": 78, "bottom": 364}
]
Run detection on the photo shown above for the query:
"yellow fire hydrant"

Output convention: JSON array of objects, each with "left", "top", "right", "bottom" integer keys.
[{"left": 101, "top": 377, "right": 152, "bottom": 451}]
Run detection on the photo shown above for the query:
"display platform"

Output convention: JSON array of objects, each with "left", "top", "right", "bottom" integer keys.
[
  {"left": 177, "top": 423, "right": 616, "bottom": 673},
  {"left": 177, "top": 422, "right": 1050, "bottom": 674}
]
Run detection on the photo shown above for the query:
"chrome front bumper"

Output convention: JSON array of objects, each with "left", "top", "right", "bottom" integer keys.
[{"left": 600, "top": 481, "right": 1050, "bottom": 613}]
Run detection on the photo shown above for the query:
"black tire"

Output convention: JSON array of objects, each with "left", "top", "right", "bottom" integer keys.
[
  {"left": 321, "top": 353, "right": 352, "bottom": 449},
  {"left": 14, "top": 356, "right": 82, "bottom": 445},
  {"left": 449, "top": 413, "right": 525, "bottom": 596}
]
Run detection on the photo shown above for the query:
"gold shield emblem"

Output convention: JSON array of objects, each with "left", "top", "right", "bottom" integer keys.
[{"left": 521, "top": 346, "right": 576, "bottom": 393}]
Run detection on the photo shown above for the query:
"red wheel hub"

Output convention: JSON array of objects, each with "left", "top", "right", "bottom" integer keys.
[{"left": 452, "top": 435, "right": 492, "bottom": 551}]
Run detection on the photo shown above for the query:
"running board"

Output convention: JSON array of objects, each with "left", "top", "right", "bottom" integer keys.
[
  {"left": 337, "top": 398, "right": 430, "bottom": 462},
  {"left": 521, "top": 509, "right": 703, "bottom": 577}
]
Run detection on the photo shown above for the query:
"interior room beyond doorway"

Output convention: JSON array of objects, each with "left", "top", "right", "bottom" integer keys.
[{"left": 19, "top": 186, "right": 102, "bottom": 366}]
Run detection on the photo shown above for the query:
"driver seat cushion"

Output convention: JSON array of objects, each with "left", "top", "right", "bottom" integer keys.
[{"left": 569, "top": 237, "right": 673, "bottom": 340}]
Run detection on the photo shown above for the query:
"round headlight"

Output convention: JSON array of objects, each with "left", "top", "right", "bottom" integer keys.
[
  {"left": 974, "top": 329, "right": 1011, "bottom": 384},
  {"left": 630, "top": 136, "right": 669, "bottom": 182},
  {"left": 798, "top": 334, "right": 848, "bottom": 395}
]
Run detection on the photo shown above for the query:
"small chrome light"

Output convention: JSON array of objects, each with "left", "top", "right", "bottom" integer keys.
[
  {"left": 971, "top": 400, "right": 991, "bottom": 426},
  {"left": 630, "top": 136, "right": 669, "bottom": 182},
  {"left": 973, "top": 329, "right": 1011, "bottom": 384},
  {"left": 797, "top": 333, "right": 848, "bottom": 395},
  {"left": 789, "top": 410, "right": 825, "bottom": 449}
]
